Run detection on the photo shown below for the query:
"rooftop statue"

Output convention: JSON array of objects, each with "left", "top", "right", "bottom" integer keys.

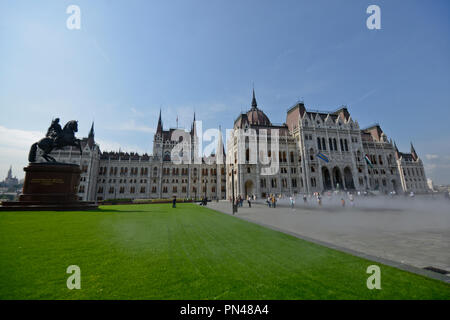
[{"left": 28, "top": 118, "right": 82, "bottom": 163}]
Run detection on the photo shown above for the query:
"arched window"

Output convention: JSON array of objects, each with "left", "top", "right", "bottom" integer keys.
[
  {"left": 344, "top": 139, "right": 348, "bottom": 151},
  {"left": 322, "top": 138, "right": 326, "bottom": 150},
  {"left": 163, "top": 151, "right": 170, "bottom": 161},
  {"left": 333, "top": 139, "right": 337, "bottom": 151},
  {"left": 317, "top": 137, "right": 322, "bottom": 150},
  {"left": 329, "top": 138, "right": 333, "bottom": 150},
  {"left": 340, "top": 139, "right": 344, "bottom": 151}
]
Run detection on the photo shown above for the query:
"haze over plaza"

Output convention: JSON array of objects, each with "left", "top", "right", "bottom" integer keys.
[{"left": 1, "top": 0, "right": 449, "bottom": 183}]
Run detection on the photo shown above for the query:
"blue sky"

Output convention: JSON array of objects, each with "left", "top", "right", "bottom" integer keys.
[{"left": 1, "top": 0, "right": 449, "bottom": 183}]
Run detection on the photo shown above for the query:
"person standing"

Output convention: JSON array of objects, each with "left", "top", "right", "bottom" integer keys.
[
  {"left": 172, "top": 196, "right": 176, "bottom": 208},
  {"left": 349, "top": 193, "right": 354, "bottom": 207},
  {"left": 247, "top": 195, "right": 251, "bottom": 208}
]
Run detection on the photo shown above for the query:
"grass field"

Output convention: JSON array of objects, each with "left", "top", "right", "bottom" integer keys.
[{"left": 0, "top": 203, "right": 449, "bottom": 299}]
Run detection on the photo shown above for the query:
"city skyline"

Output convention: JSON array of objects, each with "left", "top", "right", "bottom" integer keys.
[{"left": 1, "top": 0, "right": 449, "bottom": 183}]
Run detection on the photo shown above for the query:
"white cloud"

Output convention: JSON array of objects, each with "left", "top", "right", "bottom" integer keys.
[
  {"left": 423, "top": 153, "right": 450, "bottom": 184},
  {"left": 425, "top": 154, "right": 439, "bottom": 160},
  {"left": 116, "top": 120, "right": 156, "bottom": 133},
  {"left": 0, "top": 126, "right": 43, "bottom": 179}
]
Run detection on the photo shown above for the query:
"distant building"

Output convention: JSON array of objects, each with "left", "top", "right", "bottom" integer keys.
[
  {"left": 1, "top": 166, "right": 19, "bottom": 187},
  {"left": 427, "top": 178, "right": 434, "bottom": 191},
  {"left": 394, "top": 142, "right": 429, "bottom": 193}
]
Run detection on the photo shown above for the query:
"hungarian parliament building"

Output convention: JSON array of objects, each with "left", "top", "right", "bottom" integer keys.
[{"left": 51, "top": 90, "right": 429, "bottom": 201}]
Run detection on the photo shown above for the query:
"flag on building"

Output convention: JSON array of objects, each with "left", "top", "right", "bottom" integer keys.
[
  {"left": 316, "top": 152, "right": 329, "bottom": 163},
  {"left": 364, "top": 154, "right": 373, "bottom": 168}
]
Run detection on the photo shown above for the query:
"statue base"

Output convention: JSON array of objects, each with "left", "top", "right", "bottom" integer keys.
[{"left": 0, "top": 163, "right": 98, "bottom": 211}]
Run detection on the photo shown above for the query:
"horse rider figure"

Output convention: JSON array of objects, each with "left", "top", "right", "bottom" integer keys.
[
  {"left": 28, "top": 117, "right": 82, "bottom": 163},
  {"left": 46, "top": 118, "right": 63, "bottom": 146}
]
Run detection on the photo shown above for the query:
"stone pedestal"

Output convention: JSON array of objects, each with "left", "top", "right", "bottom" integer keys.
[{"left": 0, "top": 163, "right": 98, "bottom": 211}]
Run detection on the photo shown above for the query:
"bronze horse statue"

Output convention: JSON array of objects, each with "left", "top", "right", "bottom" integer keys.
[{"left": 28, "top": 119, "right": 82, "bottom": 163}]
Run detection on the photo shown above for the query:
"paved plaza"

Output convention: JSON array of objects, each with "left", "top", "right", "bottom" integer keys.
[{"left": 207, "top": 195, "right": 450, "bottom": 281}]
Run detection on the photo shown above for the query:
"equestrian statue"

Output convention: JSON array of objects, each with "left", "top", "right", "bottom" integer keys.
[{"left": 28, "top": 118, "right": 82, "bottom": 163}]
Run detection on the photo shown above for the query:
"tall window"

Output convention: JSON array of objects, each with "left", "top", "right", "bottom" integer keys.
[
  {"left": 322, "top": 138, "right": 326, "bottom": 150},
  {"left": 317, "top": 137, "right": 322, "bottom": 150}
]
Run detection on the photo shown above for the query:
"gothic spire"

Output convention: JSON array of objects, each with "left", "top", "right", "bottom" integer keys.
[
  {"left": 393, "top": 141, "right": 400, "bottom": 160},
  {"left": 191, "top": 112, "right": 197, "bottom": 137},
  {"left": 411, "top": 142, "right": 418, "bottom": 160},
  {"left": 216, "top": 125, "right": 225, "bottom": 163},
  {"left": 251, "top": 87, "right": 258, "bottom": 110},
  {"left": 156, "top": 109, "right": 163, "bottom": 133},
  {"left": 88, "top": 121, "right": 94, "bottom": 138}
]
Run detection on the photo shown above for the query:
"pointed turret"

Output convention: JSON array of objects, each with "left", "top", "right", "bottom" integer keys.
[
  {"left": 156, "top": 109, "right": 163, "bottom": 134},
  {"left": 216, "top": 126, "right": 225, "bottom": 163},
  {"left": 393, "top": 141, "right": 400, "bottom": 159},
  {"left": 88, "top": 121, "right": 94, "bottom": 138},
  {"left": 411, "top": 142, "right": 418, "bottom": 161},
  {"left": 251, "top": 87, "right": 258, "bottom": 110},
  {"left": 87, "top": 121, "right": 95, "bottom": 148},
  {"left": 190, "top": 112, "right": 197, "bottom": 137}
]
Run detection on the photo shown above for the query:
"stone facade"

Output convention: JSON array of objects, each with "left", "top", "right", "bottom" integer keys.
[
  {"left": 395, "top": 143, "right": 429, "bottom": 193},
  {"left": 51, "top": 91, "right": 429, "bottom": 201},
  {"left": 52, "top": 116, "right": 226, "bottom": 201},
  {"left": 227, "top": 92, "right": 428, "bottom": 198}
]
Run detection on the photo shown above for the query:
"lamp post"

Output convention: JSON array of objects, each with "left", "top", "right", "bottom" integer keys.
[
  {"left": 204, "top": 177, "right": 208, "bottom": 205},
  {"left": 231, "top": 164, "right": 237, "bottom": 214}
]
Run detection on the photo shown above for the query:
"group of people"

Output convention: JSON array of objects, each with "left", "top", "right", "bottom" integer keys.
[
  {"left": 232, "top": 194, "right": 256, "bottom": 208},
  {"left": 266, "top": 194, "right": 278, "bottom": 208}
]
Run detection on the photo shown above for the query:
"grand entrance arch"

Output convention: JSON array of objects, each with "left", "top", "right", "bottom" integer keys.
[
  {"left": 322, "top": 167, "right": 332, "bottom": 190},
  {"left": 332, "top": 167, "right": 343, "bottom": 190},
  {"left": 244, "top": 180, "right": 254, "bottom": 197},
  {"left": 343, "top": 167, "right": 355, "bottom": 190}
]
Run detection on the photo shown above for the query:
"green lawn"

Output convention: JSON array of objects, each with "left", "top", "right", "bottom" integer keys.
[{"left": 0, "top": 203, "right": 448, "bottom": 299}]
